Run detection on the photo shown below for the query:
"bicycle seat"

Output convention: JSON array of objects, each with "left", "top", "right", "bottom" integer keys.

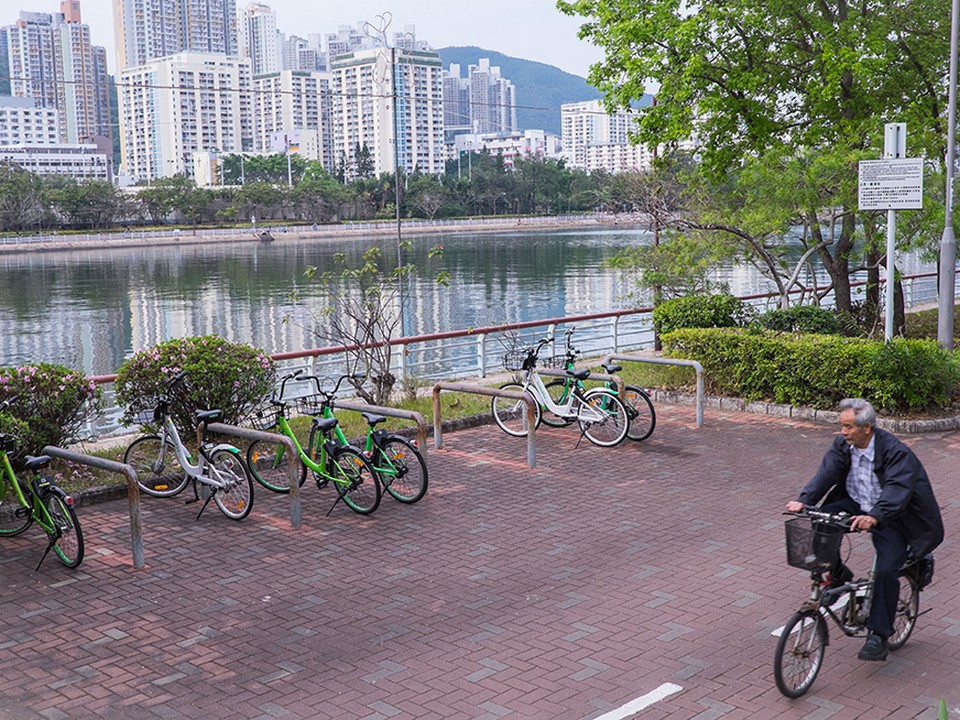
[
  {"left": 361, "top": 412, "right": 387, "bottom": 426},
  {"left": 601, "top": 362, "right": 622, "bottom": 374},
  {"left": 312, "top": 416, "right": 339, "bottom": 432},
  {"left": 567, "top": 368, "right": 591, "bottom": 381},
  {"left": 196, "top": 409, "right": 222, "bottom": 422},
  {"left": 24, "top": 455, "right": 51, "bottom": 471}
]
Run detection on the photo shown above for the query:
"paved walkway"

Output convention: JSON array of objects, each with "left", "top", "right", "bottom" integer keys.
[{"left": 1, "top": 404, "right": 958, "bottom": 720}]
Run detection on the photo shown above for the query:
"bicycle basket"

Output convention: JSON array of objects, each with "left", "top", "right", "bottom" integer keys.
[
  {"left": 503, "top": 350, "right": 530, "bottom": 371},
  {"left": 247, "top": 403, "right": 280, "bottom": 431},
  {"left": 130, "top": 403, "right": 160, "bottom": 426},
  {"left": 784, "top": 517, "right": 844, "bottom": 571},
  {"left": 541, "top": 354, "right": 571, "bottom": 369},
  {"left": 295, "top": 394, "right": 327, "bottom": 415}
]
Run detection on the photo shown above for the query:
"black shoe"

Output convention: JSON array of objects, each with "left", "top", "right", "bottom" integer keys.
[
  {"left": 826, "top": 564, "right": 853, "bottom": 590},
  {"left": 858, "top": 633, "right": 889, "bottom": 661}
]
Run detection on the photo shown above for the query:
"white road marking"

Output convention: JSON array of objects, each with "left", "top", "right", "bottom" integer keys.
[{"left": 591, "top": 683, "right": 683, "bottom": 720}]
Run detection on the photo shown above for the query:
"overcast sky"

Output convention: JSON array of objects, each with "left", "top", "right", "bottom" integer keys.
[{"left": 75, "top": 0, "right": 604, "bottom": 77}]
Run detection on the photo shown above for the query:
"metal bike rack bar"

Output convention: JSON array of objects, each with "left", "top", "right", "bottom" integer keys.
[
  {"left": 333, "top": 401, "right": 429, "bottom": 461},
  {"left": 603, "top": 354, "right": 705, "bottom": 427},
  {"left": 202, "top": 423, "right": 302, "bottom": 528},
  {"left": 431, "top": 382, "right": 538, "bottom": 468},
  {"left": 42, "top": 446, "right": 145, "bottom": 569}
]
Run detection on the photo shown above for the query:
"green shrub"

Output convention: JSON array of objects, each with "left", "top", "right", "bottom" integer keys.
[
  {"left": 756, "top": 306, "right": 842, "bottom": 335},
  {"left": 654, "top": 294, "right": 753, "bottom": 336},
  {"left": 114, "top": 336, "right": 276, "bottom": 438},
  {"left": 662, "top": 328, "right": 960, "bottom": 412},
  {"left": 0, "top": 363, "right": 103, "bottom": 456}
]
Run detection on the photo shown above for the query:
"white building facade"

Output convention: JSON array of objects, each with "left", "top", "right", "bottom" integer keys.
[
  {"left": 0, "top": 96, "right": 60, "bottom": 145},
  {"left": 252, "top": 69, "right": 332, "bottom": 167},
  {"left": 239, "top": 2, "right": 280, "bottom": 75},
  {"left": 443, "top": 58, "right": 517, "bottom": 138}
]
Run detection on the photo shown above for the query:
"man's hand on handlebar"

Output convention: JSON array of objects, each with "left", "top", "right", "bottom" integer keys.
[
  {"left": 849, "top": 514, "right": 878, "bottom": 532},
  {"left": 785, "top": 500, "right": 804, "bottom": 513}
]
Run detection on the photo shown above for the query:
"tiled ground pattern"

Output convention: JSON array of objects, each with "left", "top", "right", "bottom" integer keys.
[{"left": 1, "top": 405, "right": 959, "bottom": 720}]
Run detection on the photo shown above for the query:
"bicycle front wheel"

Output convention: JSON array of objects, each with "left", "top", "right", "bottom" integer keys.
[
  {"left": 492, "top": 382, "right": 541, "bottom": 437},
  {"left": 774, "top": 609, "right": 827, "bottom": 698},
  {"left": 623, "top": 386, "right": 656, "bottom": 442},
  {"left": 247, "top": 439, "right": 307, "bottom": 493},
  {"left": 209, "top": 449, "right": 254, "bottom": 521},
  {"left": 0, "top": 477, "right": 33, "bottom": 536},
  {"left": 889, "top": 572, "right": 920, "bottom": 650},
  {"left": 541, "top": 379, "right": 575, "bottom": 427},
  {"left": 124, "top": 436, "right": 189, "bottom": 497},
  {"left": 44, "top": 493, "right": 84, "bottom": 568},
  {"left": 578, "top": 389, "right": 629, "bottom": 447},
  {"left": 331, "top": 446, "right": 380, "bottom": 515},
  {"left": 377, "top": 435, "right": 428, "bottom": 504}
]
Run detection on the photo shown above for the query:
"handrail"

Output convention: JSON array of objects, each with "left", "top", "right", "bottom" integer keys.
[
  {"left": 604, "top": 353, "right": 705, "bottom": 427},
  {"left": 432, "top": 382, "right": 537, "bottom": 468},
  {"left": 332, "top": 401, "right": 429, "bottom": 460},
  {"left": 41, "top": 446, "right": 144, "bottom": 569},
  {"left": 202, "top": 423, "right": 302, "bottom": 528}
]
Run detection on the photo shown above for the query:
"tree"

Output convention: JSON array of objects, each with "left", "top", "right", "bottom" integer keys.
[
  {"left": 559, "top": 0, "right": 952, "bottom": 313},
  {"left": 406, "top": 172, "right": 447, "bottom": 219},
  {"left": 48, "top": 180, "right": 124, "bottom": 229},
  {"left": 0, "top": 162, "right": 47, "bottom": 232}
]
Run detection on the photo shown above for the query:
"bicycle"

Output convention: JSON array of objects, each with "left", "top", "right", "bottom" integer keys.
[
  {"left": 244, "top": 371, "right": 381, "bottom": 515},
  {"left": 773, "top": 506, "right": 925, "bottom": 697},
  {"left": 122, "top": 372, "right": 255, "bottom": 521},
  {"left": 0, "top": 396, "right": 84, "bottom": 569},
  {"left": 540, "top": 327, "right": 656, "bottom": 441},
  {"left": 492, "top": 338, "right": 630, "bottom": 447}
]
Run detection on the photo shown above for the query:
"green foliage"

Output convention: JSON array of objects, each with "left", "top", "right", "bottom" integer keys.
[
  {"left": 114, "top": 336, "right": 276, "bottom": 438},
  {"left": 662, "top": 328, "right": 960, "bottom": 412},
  {"left": 756, "top": 306, "right": 842, "bottom": 335},
  {"left": 653, "top": 294, "right": 752, "bottom": 335},
  {"left": 0, "top": 364, "right": 103, "bottom": 456}
]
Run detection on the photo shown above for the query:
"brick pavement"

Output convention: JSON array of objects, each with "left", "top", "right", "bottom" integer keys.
[{"left": 1, "top": 404, "right": 958, "bottom": 720}]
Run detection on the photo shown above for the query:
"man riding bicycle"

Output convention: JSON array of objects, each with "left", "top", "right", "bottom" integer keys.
[{"left": 785, "top": 398, "right": 943, "bottom": 661}]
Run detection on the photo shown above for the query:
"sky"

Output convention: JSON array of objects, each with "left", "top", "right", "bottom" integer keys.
[{"left": 74, "top": 0, "right": 605, "bottom": 77}]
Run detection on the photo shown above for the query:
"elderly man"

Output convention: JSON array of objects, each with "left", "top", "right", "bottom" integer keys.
[{"left": 785, "top": 398, "right": 943, "bottom": 661}]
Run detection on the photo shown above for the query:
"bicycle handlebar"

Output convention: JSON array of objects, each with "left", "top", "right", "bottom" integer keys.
[
  {"left": 0, "top": 394, "right": 18, "bottom": 413},
  {"left": 786, "top": 505, "right": 853, "bottom": 530}
]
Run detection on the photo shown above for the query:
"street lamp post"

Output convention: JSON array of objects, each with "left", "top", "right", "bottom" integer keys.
[{"left": 938, "top": 0, "right": 960, "bottom": 348}]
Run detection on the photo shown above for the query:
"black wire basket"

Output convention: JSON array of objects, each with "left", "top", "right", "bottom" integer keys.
[
  {"left": 129, "top": 402, "right": 160, "bottom": 426},
  {"left": 503, "top": 350, "right": 531, "bottom": 371},
  {"left": 784, "top": 516, "right": 845, "bottom": 571},
  {"left": 247, "top": 404, "right": 281, "bottom": 431},
  {"left": 541, "top": 354, "right": 571, "bottom": 369},
  {"left": 295, "top": 394, "right": 327, "bottom": 415}
]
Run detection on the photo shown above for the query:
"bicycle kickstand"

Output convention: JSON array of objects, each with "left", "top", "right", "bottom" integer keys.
[
  {"left": 185, "top": 478, "right": 215, "bottom": 521},
  {"left": 35, "top": 535, "right": 58, "bottom": 571},
  {"left": 324, "top": 489, "right": 348, "bottom": 517}
]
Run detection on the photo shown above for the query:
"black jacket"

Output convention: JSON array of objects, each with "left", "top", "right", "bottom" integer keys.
[{"left": 798, "top": 428, "right": 944, "bottom": 558}]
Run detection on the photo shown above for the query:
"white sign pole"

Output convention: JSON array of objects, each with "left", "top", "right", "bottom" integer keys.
[{"left": 884, "top": 123, "right": 906, "bottom": 340}]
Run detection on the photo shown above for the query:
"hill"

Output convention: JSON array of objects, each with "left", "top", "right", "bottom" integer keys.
[{"left": 436, "top": 46, "right": 602, "bottom": 136}]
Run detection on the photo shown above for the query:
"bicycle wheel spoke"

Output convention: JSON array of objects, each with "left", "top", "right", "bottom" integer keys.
[
  {"left": 124, "top": 436, "right": 189, "bottom": 497},
  {"left": 45, "top": 494, "right": 84, "bottom": 568},
  {"left": 378, "top": 436, "right": 428, "bottom": 504},
  {"left": 210, "top": 449, "right": 254, "bottom": 520},
  {"left": 331, "top": 447, "right": 380, "bottom": 515},
  {"left": 578, "top": 390, "right": 629, "bottom": 447}
]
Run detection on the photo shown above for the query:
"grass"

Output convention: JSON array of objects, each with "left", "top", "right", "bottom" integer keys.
[{"left": 904, "top": 304, "right": 960, "bottom": 340}]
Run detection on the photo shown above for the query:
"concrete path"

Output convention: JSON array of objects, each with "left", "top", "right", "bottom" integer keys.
[{"left": 1, "top": 404, "right": 958, "bottom": 719}]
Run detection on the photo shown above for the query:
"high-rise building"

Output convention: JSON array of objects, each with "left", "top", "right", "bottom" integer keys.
[
  {"left": 252, "top": 69, "right": 332, "bottom": 167},
  {"left": 2, "top": 2, "right": 111, "bottom": 146},
  {"left": 443, "top": 59, "right": 517, "bottom": 140},
  {"left": 119, "top": 52, "right": 251, "bottom": 182},
  {"left": 561, "top": 99, "right": 644, "bottom": 172},
  {"left": 0, "top": 96, "right": 60, "bottom": 145},
  {"left": 239, "top": 2, "right": 280, "bottom": 76},
  {"left": 330, "top": 46, "right": 445, "bottom": 178},
  {"left": 112, "top": 0, "right": 238, "bottom": 72}
]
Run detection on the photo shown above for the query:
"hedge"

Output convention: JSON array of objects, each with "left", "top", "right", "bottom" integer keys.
[
  {"left": 653, "top": 294, "right": 752, "bottom": 336},
  {"left": 661, "top": 328, "right": 960, "bottom": 412}
]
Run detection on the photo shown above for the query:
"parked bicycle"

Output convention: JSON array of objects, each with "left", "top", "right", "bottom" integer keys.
[
  {"left": 541, "top": 327, "right": 655, "bottom": 441},
  {"left": 774, "top": 506, "right": 924, "bottom": 697},
  {"left": 0, "top": 396, "right": 84, "bottom": 569},
  {"left": 492, "top": 338, "right": 630, "bottom": 447},
  {"left": 123, "top": 372, "right": 255, "bottom": 521},
  {"left": 245, "top": 371, "right": 381, "bottom": 515}
]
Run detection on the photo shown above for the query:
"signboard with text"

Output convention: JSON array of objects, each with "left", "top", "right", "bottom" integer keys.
[{"left": 858, "top": 158, "right": 924, "bottom": 210}]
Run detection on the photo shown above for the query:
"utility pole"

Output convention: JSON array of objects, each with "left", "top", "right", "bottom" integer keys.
[{"left": 939, "top": 0, "right": 959, "bottom": 349}]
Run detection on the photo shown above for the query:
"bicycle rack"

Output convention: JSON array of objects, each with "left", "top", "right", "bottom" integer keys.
[
  {"left": 537, "top": 368, "right": 626, "bottom": 395},
  {"left": 602, "top": 353, "right": 705, "bottom": 427},
  {"left": 41, "top": 446, "right": 145, "bottom": 569},
  {"left": 333, "top": 401, "right": 429, "bottom": 461},
  {"left": 431, "top": 382, "right": 538, "bottom": 468},
  {"left": 201, "top": 423, "right": 302, "bottom": 528}
]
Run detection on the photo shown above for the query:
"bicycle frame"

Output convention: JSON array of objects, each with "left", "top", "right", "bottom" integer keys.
[
  {"left": 270, "top": 411, "right": 356, "bottom": 488},
  {"left": 155, "top": 413, "right": 239, "bottom": 491},
  {"left": 518, "top": 367, "right": 607, "bottom": 423},
  {"left": 0, "top": 452, "right": 58, "bottom": 535}
]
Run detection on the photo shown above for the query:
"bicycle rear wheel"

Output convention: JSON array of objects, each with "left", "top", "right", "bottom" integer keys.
[
  {"left": 247, "top": 439, "right": 307, "bottom": 493},
  {"left": 44, "top": 493, "right": 84, "bottom": 568},
  {"left": 331, "top": 446, "right": 380, "bottom": 515},
  {"left": 0, "top": 477, "right": 33, "bottom": 536},
  {"left": 623, "top": 385, "right": 656, "bottom": 442},
  {"left": 541, "top": 379, "right": 575, "bottom": 427},
  {"left": 124, "top": 436, "right": 189, "bottom": 497},
  {"left": 889, "top": 572, "right": 920, "bottom": 650},
  {"left": 209, "top": 449, "right": 254, "bottom": 520},
  {"left": 377, "top": 435, "right": 428, "bottom": 504},
  {"left": 578, "top": 389, "right": 629, "bottom": 447},
  {"left": 774, "top": 609, "right": 827, "bottom": 698},
  {"left": 492, "top": 382, "right": 541, "bottom": 437}
]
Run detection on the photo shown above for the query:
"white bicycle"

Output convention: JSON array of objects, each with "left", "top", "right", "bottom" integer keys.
[
  {"left": 123, "top": 372, "right": 255, "bottom": 521},
  {"left": 491, "top": 338, "right": 630, "bottom": 447}
]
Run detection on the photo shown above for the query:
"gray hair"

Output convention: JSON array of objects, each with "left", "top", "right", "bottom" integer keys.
[{"left": 839, "top": 398, "right": 876, "bottom": 428}]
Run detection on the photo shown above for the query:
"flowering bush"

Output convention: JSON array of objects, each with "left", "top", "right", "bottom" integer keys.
[
  {"left": 0, "top": 363, "right": 103, "bottom": 456},
  {"left": 114, "top": 336, "right": 276, "bottom": 438}
]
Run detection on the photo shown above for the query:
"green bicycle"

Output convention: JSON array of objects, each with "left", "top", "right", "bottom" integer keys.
[
  {"left": 245, "top": 372, "right": 381, "bottom": 515},
  {"left": 0, "top": 397, "right": 84, "bottom": 569},
  {"left": 294, "top": 371, "right": 428, "bottom": 505},
  {"left": 541, "top": 327, "right": 656, "bottom": 442}
]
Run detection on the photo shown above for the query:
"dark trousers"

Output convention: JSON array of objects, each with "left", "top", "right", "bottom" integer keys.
[{"left": 821, "top": 498, "right": 907, "bottom": 639}]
